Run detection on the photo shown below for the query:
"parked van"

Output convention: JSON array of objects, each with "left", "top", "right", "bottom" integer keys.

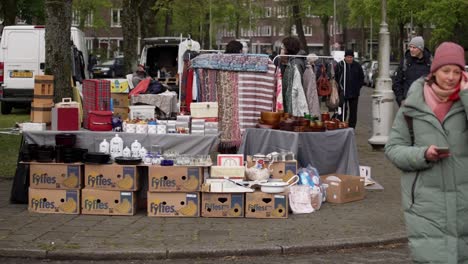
[
  {"left": 139, "top": 37, "right": 200, "bottom": 94},
  {"left": 0, "top": 25, "right": 88, "bottom": 114}
]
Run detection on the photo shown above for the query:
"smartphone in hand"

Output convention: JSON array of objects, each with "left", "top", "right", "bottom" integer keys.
[{"left": 435, "top": 147, "right": 450, "bottom": 154}]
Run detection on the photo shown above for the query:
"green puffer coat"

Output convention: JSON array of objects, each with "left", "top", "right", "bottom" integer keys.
[{"left": 385, "top": 78, "right": 468, "bottom": 263}]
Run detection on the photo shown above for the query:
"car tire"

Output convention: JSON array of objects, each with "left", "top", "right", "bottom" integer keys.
[{"left": 1, "top": 102, "right": 12, "bottom": 115}]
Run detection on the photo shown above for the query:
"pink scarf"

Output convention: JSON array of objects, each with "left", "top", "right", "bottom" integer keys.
[{"left": 423, "top": 74, "right": 464, "bottom": 122}]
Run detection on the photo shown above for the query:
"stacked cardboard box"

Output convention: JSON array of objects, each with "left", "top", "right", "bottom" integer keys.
[
  {"left": 111, "top": 93, "right": 129, "bottom": 120},
  {"left": 147, "top": 166, "right": 202, "bottom": 217},
  {"left": 31, "top": 75, "right": 54, "bottom": 124},
  {"left": 28, "top": 162, "right": 82, "bottom": 215},
  {"left": 81, "top": 164, "right": 139, "bottom": 215}
]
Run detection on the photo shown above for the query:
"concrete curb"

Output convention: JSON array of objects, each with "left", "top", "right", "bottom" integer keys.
[{"left": 0, "top": 233, "right": 408, "bottom": 260}]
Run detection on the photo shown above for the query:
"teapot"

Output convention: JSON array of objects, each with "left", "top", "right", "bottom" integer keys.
[{"left": 245, "top": 160, "right": 273, "bottom": 181}]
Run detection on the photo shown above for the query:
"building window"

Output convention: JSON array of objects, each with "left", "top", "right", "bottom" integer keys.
[
  {"left": 265, "top": 7, "right": 271, "bottom": 17},
  {"left": 86, "top": 38, "right": 93, "bottom": 52},
  {"left": 111, "top": 8, "right": 122, "bottom": 27},
  {"left": 304, "top": 26, "right": 312, "bottom": 36},
  {"left": 261, "top": 26, "right": 272, "bottom": 36},
  {"left": 85, "top": 13, "right": 93, "bottom": 27},
  {"left": 72, "top": 9, "right": 80, "bottom": 27}
]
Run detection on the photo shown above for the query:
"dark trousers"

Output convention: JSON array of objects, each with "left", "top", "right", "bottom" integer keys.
[{"left": 339, "top": 97, "right": 359, "bottom": 128}]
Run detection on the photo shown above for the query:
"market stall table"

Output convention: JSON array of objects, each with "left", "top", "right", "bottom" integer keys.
[
  {"left": 22, "top": 130, "right": 219, "bottom": 155},
  {"left": 238, "top": 128, "right": 359, "bottom": 175}
]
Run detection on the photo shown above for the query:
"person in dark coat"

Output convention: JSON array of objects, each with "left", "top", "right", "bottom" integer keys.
[
  {"left": 335, "top": 49, "right": 364, "bottom": 128},
  {"left": 225, "top": 40, "right": 243, "bottom": 54},
  {"left": 392, "top": 36, "right": 432, "bottom": 106}
]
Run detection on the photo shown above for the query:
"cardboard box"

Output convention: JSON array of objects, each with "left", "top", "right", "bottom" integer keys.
[
  {"left": 320, "top": 174, "right": 365, "bottom": 204},
  {"left": 28, "top": 188, "right": 80, "bottom": 214},
  {"left": 81, "top": 188, "right": 136, "bottom": 216},
  {"left": 107, "top": 79, "right": 130, "bottom": 93},
  {"left": 246, "top": 160, "right": 297, "bottom": 180},
  {"left": 84, "top": 164, "right": 139, "bottom": 191},
  {"left": 210, "top": 166, "right": 245, "bottom": 179},
  {"left": 111, "top": 93, "right": 129, "bottom": 108},
  {"left": 147, "top": 192, "right": 200, "bottom": 217},
  {"left": 245, "top": 192, "right": 288, "bottom": 219},
  {"left": 30, "top": 163, "right": 83, "bottom": 189},
  {"left": 148, "top": 166, "right": 202, "bottom": 192},
  {"left": 113, "top": 106, "right": 129, "bottom": 120},
  {"left": 201, "top": 193, "right": 244, "bottom": 218}
]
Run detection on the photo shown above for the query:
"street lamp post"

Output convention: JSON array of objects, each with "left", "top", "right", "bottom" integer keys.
[{"left": 368, "top": 0, "right": 395, "bottom": 149}]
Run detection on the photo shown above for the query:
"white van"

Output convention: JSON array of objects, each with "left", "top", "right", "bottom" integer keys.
[{"left": 0, "top": 25, "right": 88, "bottom": 114}]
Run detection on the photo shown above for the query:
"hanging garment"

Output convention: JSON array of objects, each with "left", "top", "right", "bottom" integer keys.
[
  {"left": 238, "top": 62, "right": 276, "bottom": 131},
  {"left": 291, "top": 65, "right": 309, "bottom": 117},
  {"left": 275, "top": 67, "right": 284, "bottom": 112},
  {"left": 303, "top": 64, "right": 320, "bottom": 117},
  {"left": 185, "top": 68, "right": 194, "bottom": 111}
]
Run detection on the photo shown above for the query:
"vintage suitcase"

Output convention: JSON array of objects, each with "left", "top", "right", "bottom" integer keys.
[
  {"left": 87, "top": 110, "right": 113, "bottom": 131},
  {"left": 83, "top": 79, "right": 111, "bottom": 128},
  {"left": 51, "top": 98, "right": 80, "bottom": 131},
  {"left": 190, "top": 102, "right": 218, "bottom": 118}
]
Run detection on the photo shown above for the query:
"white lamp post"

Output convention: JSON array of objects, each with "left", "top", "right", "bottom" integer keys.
[{"left": 368, "top": 0, "right": 395, "bottom": 149}]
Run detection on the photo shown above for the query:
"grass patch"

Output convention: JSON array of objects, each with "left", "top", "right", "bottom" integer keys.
[{"left": 0, "top": 106, "right": 29, "bottom": 179}]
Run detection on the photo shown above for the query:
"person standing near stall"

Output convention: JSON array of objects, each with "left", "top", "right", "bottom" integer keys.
[
  {"left": 334, "top": 49, "right": 364, "bottom": 128},
  {"left": 385, "top": 42, "right": 468, "bottom": 263}
]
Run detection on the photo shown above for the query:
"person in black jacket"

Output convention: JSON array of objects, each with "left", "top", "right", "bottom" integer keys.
[
  {"left": 392, "top": 36, "right": 432, "bottom": 106},
  {"left": 335, "top": 49, "right": 364, "bottom": 129}
]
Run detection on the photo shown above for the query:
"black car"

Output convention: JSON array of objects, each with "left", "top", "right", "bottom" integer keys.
[
  {"left": 371, "top": 62, "right": 399, "bottom": 88},
  {"left": 92, "top": 56, "right": 125, "bottom": 78}
]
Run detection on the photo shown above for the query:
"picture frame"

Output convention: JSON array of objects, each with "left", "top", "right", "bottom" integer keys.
[{"left": 217, "top": 154, "right": 244, "bottom": 167}]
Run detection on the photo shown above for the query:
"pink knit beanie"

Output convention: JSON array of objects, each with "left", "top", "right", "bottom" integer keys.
[{"left": 430, "top": 42, "right": 465, "bottom": 73}]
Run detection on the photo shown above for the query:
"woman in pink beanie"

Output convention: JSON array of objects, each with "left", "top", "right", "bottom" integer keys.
[{"left": 385, "top": 41, "right": 468, "bottom": 263}]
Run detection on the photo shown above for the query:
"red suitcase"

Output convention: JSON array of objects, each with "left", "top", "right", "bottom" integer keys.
[
  {"left": 83, "top": 79, "right": 111, "bottom": 129},
  {"left": 87, "top": 110, "right": 113, "bottom": 131},
  {"left": 51, "top": 98, "right": 80, "bottom": 131}
]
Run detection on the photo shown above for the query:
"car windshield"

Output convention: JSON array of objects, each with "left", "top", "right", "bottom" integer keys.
[{"left": 101, "top": 60, "right": 114, "bottom": 66}]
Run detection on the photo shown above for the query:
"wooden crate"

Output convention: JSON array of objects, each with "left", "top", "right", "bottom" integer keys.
[
  {"left": 34, "top": 75, "right": 54, "bottom": 96},
  {"left": 31, "top": 101, "right": 54, "bottom": 124}
]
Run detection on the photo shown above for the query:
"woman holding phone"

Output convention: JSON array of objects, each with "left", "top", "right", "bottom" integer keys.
[{"left": 385, "top": 42, "right": 468, "bottom": 263}]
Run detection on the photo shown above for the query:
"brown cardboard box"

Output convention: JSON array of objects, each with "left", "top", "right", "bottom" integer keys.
[
  {"left": 30, "top": 163, "right": 83, "bottom": 189},
  {"left": 147, "top": 192, "right": 200, "bottom": 217},
  {"left": 201, "top": 193, "right": 244, "bottom": 218},
  {"left": 246, "top": 160, "right": 297, "bottom": 180},
  {"left": 320, "top": 174, "right": 365, "bottom": 204},
  {"left": 84, "top": 164, "right": 139, "bottom": 191},
  {"left": 28, "top": 188, "right": 80, "bottom": 214},
  {"left": 148, "top": 166, "right": 202, "bottom": 192},
  {"left": 81, "top": 188, "right": 136, "bottom": 216},
  {"left": 113, "top": 107, "right": 128, "bottom": 120},
  {"left": 245, "top": 192, "right": 288, "bottom": 219},
  {"left": 111, "top": 93, "right": 129, "bottom": 108}
]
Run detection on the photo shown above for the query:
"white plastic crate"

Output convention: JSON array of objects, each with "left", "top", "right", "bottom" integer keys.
[
  {"left": 129, "top": 105, "right": 155, "bottom": 120},
  {"left": 190, "top": 102, "right": 218, "bottom": 118}
]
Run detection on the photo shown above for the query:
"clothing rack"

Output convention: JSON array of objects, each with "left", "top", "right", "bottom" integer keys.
[{"left": 272, "top": 54, "right": 347, "bottom": 122}]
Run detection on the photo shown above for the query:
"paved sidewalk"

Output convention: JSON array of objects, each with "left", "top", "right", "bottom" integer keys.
[{"left": 0, "top": 87, "right": 407, "bottom": 260}]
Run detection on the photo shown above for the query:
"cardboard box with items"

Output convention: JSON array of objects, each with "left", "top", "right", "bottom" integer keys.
[
  {"left": 147, "top": 192, "right": 200, "bottom": 217},
  {"left": 28, "top": 188, "right": 80, "bottom": 214},
  {"left": 201, "top": 193, "right": 244, "bottom": 218},
  {"left": 320, "top": 174, "right": 365, "bottom": 204},
  {"left": 245, "top": 192, "right": 288, "bottom": 219},
  {"left": 148, "top": 166, "right": 202, "bottom": 192},
  {"left": 84, "top": 164, "right": 139, "bottom": 191},
  {"left": 81, "top": 188, "right": 136, "bottom": 216},
  {"left": 29, "top": 163, "right": 83, "bottom": 189}
]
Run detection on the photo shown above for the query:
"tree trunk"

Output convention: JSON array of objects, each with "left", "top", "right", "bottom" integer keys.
[
  {"left": 122, "top": 0, "right": 139, "bottom": 73},
  {"left": 138, "top": 0, "right": 158, "bottom": 46},
  {"left": 398, "top": 23, "right": 405, "bottom": 61},
  {"left": 2, "top": 0, "right": 17, "bottom": 26},
  {"left": 292, "top": 1, "right": 308, "bottom": 53},
  {"left": 45, "top": 0, "right": 73, "bottom": 103},
  {"left": 321, "top": 16, "right": 330, "bottom": 56}
]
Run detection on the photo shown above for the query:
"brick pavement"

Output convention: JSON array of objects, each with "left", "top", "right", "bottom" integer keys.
[{"left": 0, "top": 87, "right": 407, "bottom": 260}]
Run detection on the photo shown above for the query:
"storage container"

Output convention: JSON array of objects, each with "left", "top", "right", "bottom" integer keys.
[
  {"left": 129, "top": 105, "right": 155, "bottom": 120},
  {"left": 190, "top": 102, "right": 218, "bottom": 118}
]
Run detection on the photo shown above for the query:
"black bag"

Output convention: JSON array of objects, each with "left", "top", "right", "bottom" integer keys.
[{"left": 10, "top": 139, "right": 30, "bottom": 204}]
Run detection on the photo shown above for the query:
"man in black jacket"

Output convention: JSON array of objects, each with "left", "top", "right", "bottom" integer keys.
[
  {"left": 392, "top": 36, "right": 432, "bottom": 106},
  {"left": 335, "top": 49, "right": 364, "bottom": 129}
]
